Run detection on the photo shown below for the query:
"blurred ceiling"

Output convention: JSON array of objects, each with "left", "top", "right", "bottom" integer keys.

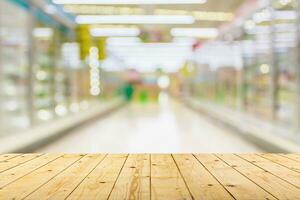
[{"left": 56, "top": 0, "right": 246, "bottom": 28}]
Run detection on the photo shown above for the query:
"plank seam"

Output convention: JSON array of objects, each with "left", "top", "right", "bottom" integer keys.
[
  {"left": 106, "top": 154, "right": 129, "bottom": 200},
  {"left": 242, "top": 154, "right": 300, "bottom": 189},
  {"left": 21, "top": 155, "right": 86, "bottom": 200},
  {"left": 171, "top": 154, "right": 194, "bottom": 200},
  {"left": 256, "top": 154, "right": 300, "bottom": 174},
  {"left": 0, "top": 154, "right": 63, "bottom": 189},
  {"left": 193, "top": 154, "right": 237, "bottom": 200},
  {"left": 0, "top": 154, "right": 23, "bottom": 163},
  {"left": 65, "top": 154, "right": 108, "bottom": 199},
  {"left": 218, "top": 154, "right": 280, "bottom": 200},
  {"left": 0, "top": 154, "right": 44, "bottom": 174},
  {"left": 279, "top": 154, "right": 300, "bottom": 163}
]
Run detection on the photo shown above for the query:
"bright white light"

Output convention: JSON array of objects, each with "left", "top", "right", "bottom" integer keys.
[
  {"left": 106, "top": 37, "right": 141, "bottom": 45},
  {"left": 90, "top": 87, "right": 101, "bottom": 96},
  {"left": 37, "top": 110, "right": 53, "bottom": 121},
  {"left": 53, "top": 0, "right": 207, "bottom": 5},
  {"left": 107, "top": 42, "right": 192, "bottom": 72},
  {"left": 274, "top": 10, "right": 297, "bottom": 20},
  {"left": 253, "top": 9, "right": 271, "bottom": 23},
  {"left": 89, "top": 47, "right": 101, "bottom": 96},
  {"left": 44, "top": 4, "right": 57, "bottom": 14},
  {"left": 62, "top": 43, "right": 81, "bottom": 69},
  {"left": 90, "top": 28, "right": 140, "bottom": 37},
  {"left": 170, "top": 28, "right": 219, "bottom": 38},
  {"left": 158, "top": 92, "right": 169, "bottom": 107},
  {"left": 279, "top": 0, "right": 291, "bottom": 6},
  {"left": 76, "top": 15, "right": 195, "bottom": 24},
  {"left": 260, "top": 64, "right": 270, "bottom": 74},
  {"left": 36, "top": 71, "right": 47, "bottom": 81},
  {"left": 244, "top": 20, "right": 255, "bottom": 30},
  {"left": 33, "top": 28, "right": 53, "bottom": 38},
  {"left": 172, "top": 37, "right": 197, "bottom": 45},
  {"left": 55, "top": 105, "right": 67, "bottom": 116},
  {"left": 158, "top": 76, "right": 170, "bottom": 89}
]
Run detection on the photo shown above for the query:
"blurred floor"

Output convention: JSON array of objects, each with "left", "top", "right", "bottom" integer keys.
[{"left": 37, "top": 97, "right": 262, "bottom": 153}]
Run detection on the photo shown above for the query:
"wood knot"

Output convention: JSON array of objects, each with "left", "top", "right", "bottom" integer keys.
[{"left": 226, "top": 184, "right": 235, "bottom": 188}]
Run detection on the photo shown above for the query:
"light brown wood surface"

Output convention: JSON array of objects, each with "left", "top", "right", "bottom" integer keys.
[{"left": 0, "top": 154, "right": 299, "bottom": 200}]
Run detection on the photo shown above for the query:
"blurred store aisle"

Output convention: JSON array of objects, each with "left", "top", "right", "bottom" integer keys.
[{"left": 37, "top": 97, "right": 262, "bottom": 153}]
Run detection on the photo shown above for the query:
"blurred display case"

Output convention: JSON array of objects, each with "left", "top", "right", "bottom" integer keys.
[
  {"left": 53, "top": 32, "right": 71, "bottom": 117},
  {"left": 272, "top": 0, "right": 298, "bottom": 125},
  {"left": 0, "top": 0, "right": 31, "bottom": 134},
  {"left": 32, "top": 23, "right": 56, "bottom": 123},
  {"left": 0, "top": 0, "right": 95, "bottom": 137}
]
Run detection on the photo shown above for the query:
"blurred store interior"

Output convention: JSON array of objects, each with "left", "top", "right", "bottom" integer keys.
[{"left": 1, "top": 0, "right": 300, "bottom": 153}]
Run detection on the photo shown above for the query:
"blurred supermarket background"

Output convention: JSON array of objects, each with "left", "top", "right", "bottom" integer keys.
[{"left": 1, "top": 0, "right": 300, "bottom": 153}]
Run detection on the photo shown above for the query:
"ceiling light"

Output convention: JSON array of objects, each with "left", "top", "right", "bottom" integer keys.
[
  {"left": 76, "top": 15, "right": 195, "bottom": 24},
  {"left": 53, "top": 0, "right": 207, "bottom": 5},
  {"left": 106, "top": 37, "right": 141, "bottom": 45},
  {"left": 63, "top": 5, "right": 233, "bottom": 22},
  {"left": 90, "top": 28, "right": 141, "bottom": 37},
  {"left": 44, "top": 4, "right": 57, "bottom": 14},
  {"left": 170, "top": 28, "right": 219, "bottom": 38},
  {"left": 33, "top": 28, "right": 54, "bottom": 38},
  {"left": 63, "top": 5, "right": 145, "bottom": 15}
]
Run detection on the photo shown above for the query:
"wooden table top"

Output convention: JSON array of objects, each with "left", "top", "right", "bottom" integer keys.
[{"left": 0, "top": 154, "right": 299, "bottom": 199}]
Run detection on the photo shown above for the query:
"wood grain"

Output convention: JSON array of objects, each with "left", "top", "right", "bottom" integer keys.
[
  {"left": 173, "top": 154, "right": 234, "bottom": 200},
  {"left": 109, "top": 154, "right": 150, "bottom": 200},
  {"left": 67, "top": 154, "right": 127, "bottom": 200},
  {"left": 219, "top": 154, "right": 300, "bottom": 199},
  {"left": 0, "top": 154, "right": 83, "bottom": 199},
  {"left": 151, "top": 154, "right": 192, "bottom": 200},
  {"left": 0, "top": 154, "right": 299, "bottom": 200},
  {"left": 195, "top": 154, "right": 276, "bottom": 200},
  {"left": 241, "top": 154, "right": 300, "bottom": 187}
]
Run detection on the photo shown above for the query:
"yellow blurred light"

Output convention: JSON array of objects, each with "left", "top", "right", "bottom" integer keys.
[
  {"left": 192, "top": 11, "right": 234, "bottom": 21},
  {"left": 155, "top": 9, "right": 188, "bottom": 15},
  {"left": 260, "top": 64, "right": 270, "bottom": 74},
  {"left": 63, "top": 5, "right": 145, "bottom": 15}
]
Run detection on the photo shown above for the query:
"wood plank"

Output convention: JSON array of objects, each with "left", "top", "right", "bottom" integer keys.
[
  {"left": 218, "top": 154, "right": 300, "bottom": 199},
  {"left": 0, "top": 154, "right": 62, "bottom": 188},
  {"left": 67, "top": 154, "right": 128, "bottom": 200},
  {"left": 109, "top": 154, "right": 150, "bottom": 200},
  {"left": 194, "top": 154, "right": 276, "bottom": 200},
  {"left": 280, "top": 154, "right": 300, "bottom": 162},
  {"left": 0, "top": 154, "right": 21, "bottom": 162},
  {"left": 173, "top": 154, "right": 234, "bottom": 200},
  {"left": 239, "top": 154, "right": 300, "bottom": 187},
  {"left": 259, "top": 154, "right": 300, "bottom": 172},
  {"left": 0, "top": 154, "right": 84, "bottom": 200},
  {"left": 151, "top": 154, "right": 192, "bottom": 200},
  {"left": 25, "top": 154, "right": 106, "bottom": 200},
  {"left": 0, "top": 154, "right": 42, "bottom": 173}
]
